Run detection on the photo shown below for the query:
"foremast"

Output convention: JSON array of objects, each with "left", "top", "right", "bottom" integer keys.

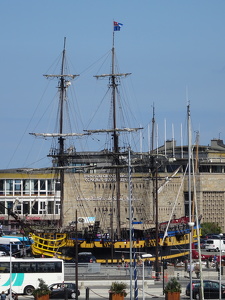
[
  {"left": 30, "top": 38, "right": 79, "bottom": 228},
  {"left": 46, "top": 38, "right": 79, "bottom": 227}
]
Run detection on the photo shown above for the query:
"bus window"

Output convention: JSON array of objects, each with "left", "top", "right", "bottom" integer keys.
[{"left": 0, "top": 262, "right": 9, "bottom": 273}]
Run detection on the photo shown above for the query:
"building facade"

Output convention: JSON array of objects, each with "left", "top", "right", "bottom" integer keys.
[{"left": 0, "top": 138, "right": 225, "bottom": 233}]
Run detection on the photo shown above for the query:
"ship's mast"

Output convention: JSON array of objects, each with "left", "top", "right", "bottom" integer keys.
[
  {"left": 33, "top": 38, "right": 79, "bottom": 228},
  {"left": 58, "top": 38, "right": 66, "bottom": 228},
  {"left": 187, "top": 102, "right": 194, "bottom": 300},
  {"left": 150, "top": 105, "right": 160, "bottom": 280},
  {"left": 112, "top": 32, "right": 121, "bottom": 238},
  {"left": 93, "top": 32, "right": 131, "bottom": 239}
]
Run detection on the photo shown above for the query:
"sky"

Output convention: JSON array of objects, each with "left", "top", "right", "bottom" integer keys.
[{"left": 1, "top": 1, "right": 225, "bottom": 169}]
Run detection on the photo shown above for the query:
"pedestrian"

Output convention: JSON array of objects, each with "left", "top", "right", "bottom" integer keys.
[
  {"left": 121, "top": 254, "right": 124, "bottom": 267},
  {"left": 194, "top": 263, "right": 200, "bottom": 279},
  {"left": 209, "top": 255, "right": 213, "bottom": 267},
  {"left": 213, "top": 255, "right": 217, "bottom": 267},
  {"left": 13, "top": 293, "right": 18, "bottom": 300},
  {"left": 145, "top": 259, "right": 152, "bottom": 276},
  {"left": 124, "top": 262, "right": 129, "bottom": 275},
  {"left": 1, "top": 291, "right": 6, "bottom": 300},
  {"left": 187, "top": 262, "right": 194, "bottom": 277}
]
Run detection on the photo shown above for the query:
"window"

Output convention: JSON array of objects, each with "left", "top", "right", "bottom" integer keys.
[
  {"left": 47, "top": 180, "right": 54, "bottom": 195},
  {"left": 0, "top": 202, "right": 5, "bottom": 214},
  {"left": 0, "top": 180, "right": 4, "bottom": 195},
  {"left": 0, "top": 262, "right": 9, "bottom": 273},
  {"left": 199, "top": 165, "right": 210, "bottom": 172},
  {"left": 40, "top": 180, "right": 46, "bottom": 195},
  {"left": 31, "top": 180, "right": 38, "bottom": 195},
  {"left": 23, "top": 202, "right": 30, "bottom": 215},
  {"left": 39, "top": 201, "right": 46, "bottom": 214},
  {"left": 23, "top": 180, "right": 30, "bottom": 195},
  {"left": 55, "top": 201, "right": 60, "bottom": 214},
  {"left": 6, "top": 180, "right": 13, "bottom": 195},
  {"left": 7, "top": 201, "right": 13, "bottom": 213},
  {"left": 48, "top": 201, "right": 54, "bottom": 214},
  {"left": 14, "top": 180, "right": 21, "bottom": 195},
  {"left": 31, "top": 202, "right": 38, "bottom": 214},
  {"left": 206, "top": 240, "right": 213, "bottom": 244},
  {"left": 14, "top": 202, "right": 22, "bottom": 214}
]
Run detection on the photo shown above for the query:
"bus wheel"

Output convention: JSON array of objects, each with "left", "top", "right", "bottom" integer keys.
[{"left": 24, "top": 285, "right": 35, "bottom": 295}]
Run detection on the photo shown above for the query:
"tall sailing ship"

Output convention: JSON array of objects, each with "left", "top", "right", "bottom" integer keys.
[{"left": 25, "top": 26, "right": 200, "bottom": 262}]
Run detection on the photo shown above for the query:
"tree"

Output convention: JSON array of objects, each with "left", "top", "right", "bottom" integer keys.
[{"left": 201, "top": 222, "right": 222, "bottom": 236}]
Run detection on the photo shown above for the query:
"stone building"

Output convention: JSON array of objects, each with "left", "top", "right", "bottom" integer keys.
[{"left": 0, "top": 138, "right": 225, "bottom": 233}]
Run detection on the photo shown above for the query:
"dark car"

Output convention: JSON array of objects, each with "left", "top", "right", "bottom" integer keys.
[
  {"left": 0, "top": 245, "right": 10, "bottom": 255},
  {"left": 186, "top": 280, "right": 225, "bottom": 299},
  {"left": 49, "top": 283, "right": 80, "bottom": 299},
  {"left": 78, "top": 252, "right": 96, "bottom": 263}
]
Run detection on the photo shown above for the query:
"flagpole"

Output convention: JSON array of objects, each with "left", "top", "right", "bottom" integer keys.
[{"left": 113, "top": 21, "right": 115, "bottom": 49}]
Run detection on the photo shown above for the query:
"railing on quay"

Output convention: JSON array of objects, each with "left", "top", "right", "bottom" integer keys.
[{"left": 64, "top": 263, "right": 224, "bottom": 282}]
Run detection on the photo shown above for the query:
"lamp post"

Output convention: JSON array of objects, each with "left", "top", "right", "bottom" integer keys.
[
  {"left": 141, "top": 254, "right": 152, "bottom": 300},
  {"left": 219, "top": 233, "right": 223, "bottom": 300},
  {"left": 9, "top": 242, "right": 12, "bottom": 300}
]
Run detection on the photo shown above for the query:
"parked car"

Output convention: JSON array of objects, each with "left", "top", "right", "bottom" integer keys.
[
  {"left": 186, "top": 280, "right": 225, "bottom": 299},
  {"left": 205, "top": 234, "right": 222, "bottom": 240},
  {"left": 64, "top": 252, "right": 97, "bottom": 263},
  {"left": 49, "top": 282, "right": 80, "bottom": 299},
  {"left": 205, "top": 239, "right": 225, "bottom": 252},
  {"left": 0, "top": 245, "right": 10, "bottom": 255},
  {"left": 78, "top": 252, "right": 96, "bottom": 263},
  {"left": 200, "top": 239, "right": 207, "bottom": 249}
]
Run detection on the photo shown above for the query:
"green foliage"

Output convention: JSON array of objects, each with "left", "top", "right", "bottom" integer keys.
[
  {"left": 32, "top": 278, "right": 50, "bottom": 298},
  {"left": 164, "top": 277, "right": 181, "bottom": 293},
  {"left": 201, "top": 222, "right": 222, "bottom": 236},
  {"left": 110, "top": 282, "right": 127, "bottom": 296}
]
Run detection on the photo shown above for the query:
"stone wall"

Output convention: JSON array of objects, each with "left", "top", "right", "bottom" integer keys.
[{"left": 62, "top": 171, "right": 225, "bottom": 232}]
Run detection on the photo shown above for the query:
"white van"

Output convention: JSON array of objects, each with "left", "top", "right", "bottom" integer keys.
[
  {"left": 205, "top": 239, "right": 225, "bottom": 252},
  {"left": 0, "top": 237, "right": 23, "bottom": 256},
  {"left": 0, "top": 237, "right": 21, "bottom": 245}
]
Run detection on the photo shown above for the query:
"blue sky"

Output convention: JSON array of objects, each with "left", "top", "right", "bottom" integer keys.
[{"left": 1, "top": 1, "right": 225, "bottom": 169}]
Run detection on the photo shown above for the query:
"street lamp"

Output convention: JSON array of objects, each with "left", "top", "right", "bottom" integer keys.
[
  {"left": 141, "top": 254, "right": 152, "bottom": 300},
  {"left": 219, "top": 233, "right": 223, "bottom": 300},
  {"left": 9, "top": 242, "right": 12, "bottom": 300}
]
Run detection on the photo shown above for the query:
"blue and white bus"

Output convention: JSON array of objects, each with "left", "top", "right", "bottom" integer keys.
[{"left": 0, "top": 257, "right": 64, "bottom": 295}]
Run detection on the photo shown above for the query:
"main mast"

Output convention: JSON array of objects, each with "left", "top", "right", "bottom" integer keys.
[
  {"left": 93, "top": 28, "right": 131, "bottom": 239},
  {"left": 112, "top": 31, "right": 121, "bottom": 238}
]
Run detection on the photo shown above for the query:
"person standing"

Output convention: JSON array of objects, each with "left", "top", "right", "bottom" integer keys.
[
  {"left": 1, "top": 291, "right": 6, "bottom": 300},
  {"left": 121, "top": 254, "right": 124, "bottom": 267},
  {"left": 194, "top": 263, "right": 200, "bottom": 278},
  {"left": 13, "top": 293, "right": 18, "bottom": 300}
]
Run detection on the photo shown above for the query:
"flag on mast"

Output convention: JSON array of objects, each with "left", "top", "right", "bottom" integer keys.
[{"left": 114, "top": 21, "right": 123, "bottom": 31}]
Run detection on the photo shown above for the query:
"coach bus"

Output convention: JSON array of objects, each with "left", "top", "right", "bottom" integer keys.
[{"left": 0, "top": 257, "right": 64, "bottom": 295}]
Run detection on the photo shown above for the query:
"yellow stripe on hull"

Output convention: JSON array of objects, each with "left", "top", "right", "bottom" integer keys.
[{"left": 79, "top": 239, "right": 146, "bottom": 249}]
